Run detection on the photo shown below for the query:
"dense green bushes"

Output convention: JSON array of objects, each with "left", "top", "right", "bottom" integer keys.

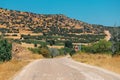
[
  {"left": 0, "top": 39, "right": 12, "bottom": 62},
  {"left": 28, "top": 43, "right": 51, "bottom": 58},
  {"left": 58, "top": 47, "right": 76, "bottom": 56},
  {"left": 29, "top": 41, "right": 76, "bottom": 58},
  {"left": 82, "top": 40, "right": 112, "bottom": 54},
  {"left": 29, "top": 47, "right": 61, "bottom": 58},
  {"left": 28, "top": 47, "right": 40, "bottom": 54},
  {"left": 28, "top": 47, "right": 50, "bottom": 57}
]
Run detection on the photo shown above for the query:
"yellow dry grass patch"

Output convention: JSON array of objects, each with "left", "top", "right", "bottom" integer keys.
[
  {"left": 21, "top": 42, "right": 35, "bottom": 48},
  {"left": 29, "top": 53, "right": 43, "bottom": 60},
  {"left": 72, "top": 53, "right": 120, "bottom": 74},
  {"left": 0, "top": 25, "right": 6, "bottom": 28},
  {"left": 0, "top": 60, "right": 29, "bottom": 80},
  {"left": 4, "top": 36, "right": 21, "bottom": 39},
  {"left": 47, "top": 45, "right": 64, "bottom": 49},
  {"left": 0, "top": 54, "right": 43, "bottom": 80}
]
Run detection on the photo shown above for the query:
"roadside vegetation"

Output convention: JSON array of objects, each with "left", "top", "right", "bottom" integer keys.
[
  {"left": 0, "top": 36, "right": 43, "bottom": 80},
  {"left": 0, "top": 39, "right": 12, "bottom": 62},
  {"left": 72, "top": 28, "right": 120, "bottom": 74},
  {"left": 72, "top": 53, "right": 120, "bottom": 74},
  {"left": 82, "top": 40, "right": 112, "bottom": 54},
  {"left": 28, "top": 40, "right": 76, "bottom": 58},
  {"left": 0, "top": 53, "right": 43, "bottom": 80}
]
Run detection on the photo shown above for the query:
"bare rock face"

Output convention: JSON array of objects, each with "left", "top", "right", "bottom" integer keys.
[{"left": 12, "top": 43, "right": 32, "bottom": 60}]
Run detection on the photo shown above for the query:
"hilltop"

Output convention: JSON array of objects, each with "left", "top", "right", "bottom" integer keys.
[{"left": 0, "top": 8, "right": 103, "bottom": 31}]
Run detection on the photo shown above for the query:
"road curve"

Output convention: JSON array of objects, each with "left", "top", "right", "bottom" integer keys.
[{"left": 12, "top": 57, "right": 120, "bottom": 80}]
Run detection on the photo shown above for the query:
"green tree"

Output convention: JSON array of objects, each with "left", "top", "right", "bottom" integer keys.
[
  {"left": 64, "top": 40, "right": 76, "bottom": 56},
  {"left": 0, "top": 39, "right": 12, "bottom": 62},
  {"left": 91, "top": 40, "right": 112, "bottom": 53},
  {"left": 64, "top": 40, "right": 73, "bottom": 48},
  {"left": 48, "top": 40, "right": 55, "bottom": 46}
]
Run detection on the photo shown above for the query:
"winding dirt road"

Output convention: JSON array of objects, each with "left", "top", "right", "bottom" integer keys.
[
  {"left": 12, "top": 57, "right": 120, "bottom": 80},
  {"left": 104, "top": 30, "right": 111, "bottom": 41}
]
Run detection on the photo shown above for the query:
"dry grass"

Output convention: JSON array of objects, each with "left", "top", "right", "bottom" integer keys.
[
  {"left": 0, "top": 54, "right": 43, "bottom": 80},
  {"left": 4, "top": 36, "right": 21, "bottom": 39},
  {"left": 21, "top": 42, "right": 35, "bottom": 48},
  {"left": 29, "top": 53, "right": 43, "bottom": 60},
  {"left": 72, "top": 53, "right": 120, "bottom": 74},
  {"left": 47, "top": 45, "right": 64, "bottom": 49},
  {"left": 0, "top": 60, "right": 29, "bottom": 80}
]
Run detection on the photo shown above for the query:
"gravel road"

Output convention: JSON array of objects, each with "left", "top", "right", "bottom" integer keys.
[{"left": 12, "top": 57, "right": 120, "bottom": 80}]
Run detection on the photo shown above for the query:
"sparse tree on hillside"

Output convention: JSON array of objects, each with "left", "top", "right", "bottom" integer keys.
[
  {"left": 64, "top": 40, "right": 73, "bottom": 48},
  {"left": 48, "top": 40, "right": 55, "bottom": 46}
]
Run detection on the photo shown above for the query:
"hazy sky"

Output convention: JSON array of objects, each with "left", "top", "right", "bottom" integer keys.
[{"left": 0, "top": 0, "right": 120, "bottom": 26}]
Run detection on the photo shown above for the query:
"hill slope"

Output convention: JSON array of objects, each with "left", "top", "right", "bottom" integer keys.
[
  {"left": 0, "top": 8, "right": 107, "bottom": 43},
  {"left": 0, "top": 8, "right": 104, "bottom": 33}
]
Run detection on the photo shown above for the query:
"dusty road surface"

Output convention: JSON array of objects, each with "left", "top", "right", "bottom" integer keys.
[
  {"left": 104, "top": 30, "right": 111, "bottom": 41},
  {"left": 12, "top": 57, "right": 120, "bottom": 80}
]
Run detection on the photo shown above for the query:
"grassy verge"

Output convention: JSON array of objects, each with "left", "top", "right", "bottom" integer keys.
[
  {"left": 0, "top": 54, "right": 43, "bottom": 80},
  {"left": 72, "top": 53, "right": 120, "bottom": 74}
]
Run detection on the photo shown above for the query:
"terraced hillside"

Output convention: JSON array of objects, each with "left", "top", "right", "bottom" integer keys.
[{"left": 0, "top": 8, "right": 106, "bottom": 44}]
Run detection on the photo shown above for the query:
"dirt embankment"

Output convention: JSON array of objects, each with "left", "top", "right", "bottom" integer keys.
[
  {"left": 12, "top": 43, "right": 32, "bottom": 60},
  {"left": 12, "top": 43, "right": 43, "bottom": 60}
]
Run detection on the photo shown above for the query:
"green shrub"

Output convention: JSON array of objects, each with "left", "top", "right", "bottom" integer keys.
[
  {"left": 0, "top": 39, "right": 12, "bottom": 62},
  {"left": 64, "top": 47, "right": 71, "bottom": 54},
  {"left": 28, "top": 47, "right": 50, "bottom": 58},
  {"left": 64, "top": 41, "right": 73, "bottom": 48},
  {"left": 28, "top": 48, "right": 40, "bottom": 54},
  {"left": 40, "top": 48, "right": 50, "bottom": 58},
  {"left": 82, "top": 40, "right": 112, "bottom": 54},
  {"left": 59, "top": 48, "right": 65, "bottom": 55},
  {"left": 91, "top": 40, "right": 112, "bottom": 53},
  {"left": 69, "top": 49, "right": 76, "bottom": 56},
  {"left": 40, "top": 42, "right": 47, "bottom": 48},
  {"left": 59, "top": 47, "right": 76, "bottom": 56},
  {"left": 47, "top": 40, "right": 55, "bottom": 46}
]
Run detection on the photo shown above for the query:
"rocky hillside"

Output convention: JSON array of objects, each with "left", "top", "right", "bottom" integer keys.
[
  {"left": 0, "top": 8, "right": 104, "bottom": 34},
  {"left": 0, "top": 8, "right": 107, "bottom": 43}
]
